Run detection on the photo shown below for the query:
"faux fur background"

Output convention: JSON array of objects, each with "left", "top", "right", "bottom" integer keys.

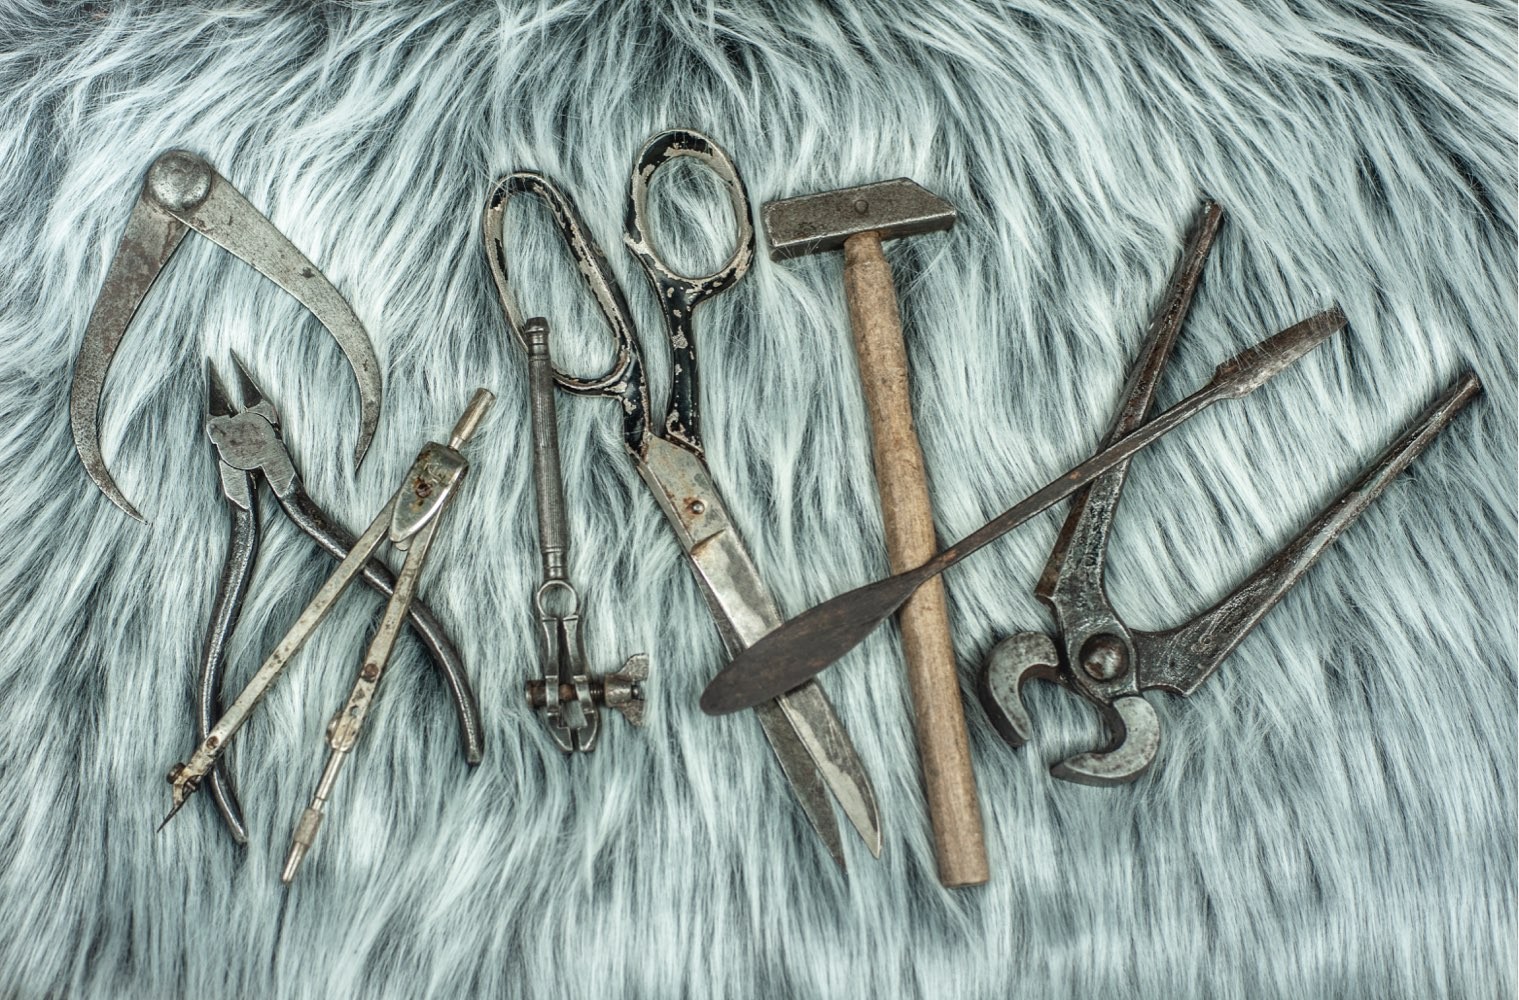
[{"left": 0, "top": 2, "right": 1512, "bottom": 997}]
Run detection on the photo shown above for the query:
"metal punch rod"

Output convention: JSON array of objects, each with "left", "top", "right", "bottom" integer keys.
[{"left": 526, "top": 318, "right": 570, "bottom": 584}]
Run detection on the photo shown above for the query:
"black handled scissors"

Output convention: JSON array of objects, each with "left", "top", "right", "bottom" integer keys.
[{"left": 483, "top": 129, "right": 882, "bottom": 868}]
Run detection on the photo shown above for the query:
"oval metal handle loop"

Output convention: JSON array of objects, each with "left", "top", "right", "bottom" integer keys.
[
  {"left": 482, "top": 171, "right": 642, "bottom": 395},
  {"left": 622, "top": 129, "right": 755, "bottom": 311},
  {"left": 535, "top": 578, "right": 582, "bottom": 620}
]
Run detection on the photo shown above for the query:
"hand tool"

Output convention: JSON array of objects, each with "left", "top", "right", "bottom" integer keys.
[
  {"left": 483, "top": 129, "right": 882, "bottom": 869},
  {"left": 763, "top": 178, "right": 984, "bottom": 886},
  {"left": 975, "top": 202, "right": 1482, "bottom": 784},
  {"left": 196, "top": 356, "right": 484, "bottom": 842},
  {"left": 163, "top": 390, "right": 495, "bottom": 884},
  {"left": 699, "top": 303, "right": 1350, "bottom": 713},
  {"left": 71, "top": 149, "right": 383, "bottom": 522},
  {"left": 523, "top": 317, "right": 648, "bottom": 752}
]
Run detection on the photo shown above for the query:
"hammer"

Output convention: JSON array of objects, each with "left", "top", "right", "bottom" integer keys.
[{"left": 764, "top": 179, "right": 988, "bottom": 887}]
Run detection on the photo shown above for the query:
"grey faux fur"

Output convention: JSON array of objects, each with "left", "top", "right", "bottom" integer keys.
[{"left": 0, "top": 2, "right": 1512, "bottom": 998}]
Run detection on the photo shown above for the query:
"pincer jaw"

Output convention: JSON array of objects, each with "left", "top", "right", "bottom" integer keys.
[
  {"left": 1049, "top": 696, "right": 1162, "bottom": 786},
  {"left": 979, "top": 632, "right": 1061, "bottom": 747},
  {"left": 980, "top": 634, "right": 1163, "bottom": 785}
]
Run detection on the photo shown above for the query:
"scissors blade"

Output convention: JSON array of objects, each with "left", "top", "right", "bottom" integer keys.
[
  {"left": 770, "top": 682, "right": 882, "bottom": 858},
  {"left": 637, "top": 436, "right": 882, "bottom": 858},
  {"left": 753, "top": 700, "right": 847, "bottom": 869},
  {"left": 70, "top": 194, "right": 189, "bottom": 522}
]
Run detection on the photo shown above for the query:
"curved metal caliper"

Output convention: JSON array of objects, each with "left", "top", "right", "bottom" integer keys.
[
  {"left": 978, "top": 201, "right": 1481, "bottom": 785},
  {"left": 70, "top": 149, "right": 383, "bottom": 522}
]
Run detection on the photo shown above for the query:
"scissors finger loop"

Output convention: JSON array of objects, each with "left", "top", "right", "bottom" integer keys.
[
  {"left": 623, "top": 129, "right": 756, "bottom": 309},
  {"left": 483, "top": 171, "right": 642, "bottom": 395}
]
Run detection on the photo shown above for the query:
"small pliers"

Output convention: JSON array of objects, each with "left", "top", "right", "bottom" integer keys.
[{"left": 198, "top": 357, "right": 483, "bottom": 842}]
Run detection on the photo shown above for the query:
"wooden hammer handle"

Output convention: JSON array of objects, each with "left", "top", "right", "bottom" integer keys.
[{"left": 842, "top": 231, "right": 989, "bottom": 888}]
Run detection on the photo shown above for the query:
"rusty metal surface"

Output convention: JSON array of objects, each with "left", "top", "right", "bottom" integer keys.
[
  {"left": 762, "top": 178, "right": 957, "bottom": 260},
  {"left": 698, "top": 294, "right": 1350, "bottom": 717},
  {"left": 986, "top": 373, "right": 1481, "bottom": 784},
  {"left": 69, "top": 149, "right": 383, "bottom": 522},
  {"left": 977, "top": 202, "right": 1484, "bottom": 785},
  {"left": 162, "top": 391, "right": 494, "bottom": 884},
  {"left": 526, "top": 653, "right": 649, "bottom": 729},
  {"left": 483, "top": 129, "right": 881, "bottom": 866}
]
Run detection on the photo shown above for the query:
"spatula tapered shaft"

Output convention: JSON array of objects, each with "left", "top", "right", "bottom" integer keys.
[{"left": 699, "top": 308, "right": 1346, "bottom": 715}]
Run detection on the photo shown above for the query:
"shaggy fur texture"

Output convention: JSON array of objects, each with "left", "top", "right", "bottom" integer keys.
[{"left": 0, "top": 2, "right": 1512, "bottom": 997}]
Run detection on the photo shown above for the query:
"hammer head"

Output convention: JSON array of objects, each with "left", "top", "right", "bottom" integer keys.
[{"left": 763, "top": 178, "right": 957, "bottom": 261}]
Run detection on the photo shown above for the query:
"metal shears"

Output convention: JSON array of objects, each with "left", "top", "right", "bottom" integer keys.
[
  {"left": 978, "top": 201, "right": 1482, "bottom": 784},
  {"left": 70, "top": 149, "right": 383, "bottom": 522},
  {"left": 483, "top": 128, "right": 882, "bottom": 868},
  {"left": 196, "top": 357, "right": 483, "bottom": 842}
]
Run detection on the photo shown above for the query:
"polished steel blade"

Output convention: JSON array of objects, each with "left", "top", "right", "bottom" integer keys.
[
  {"left": 638, "top": 436, "right": 882, "bottom": 857},
  {"left": 753, "top": 700, "right": 846, "bottom": 869}
]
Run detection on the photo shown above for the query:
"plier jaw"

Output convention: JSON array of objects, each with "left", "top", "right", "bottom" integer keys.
[{"left": 205, "top": 356, "right": 298, "bottom": 500}]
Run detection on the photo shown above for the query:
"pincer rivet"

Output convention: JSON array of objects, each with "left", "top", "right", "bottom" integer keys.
[{"left": 1079, "top": 634, "right": 1129, "bottom": 681}]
